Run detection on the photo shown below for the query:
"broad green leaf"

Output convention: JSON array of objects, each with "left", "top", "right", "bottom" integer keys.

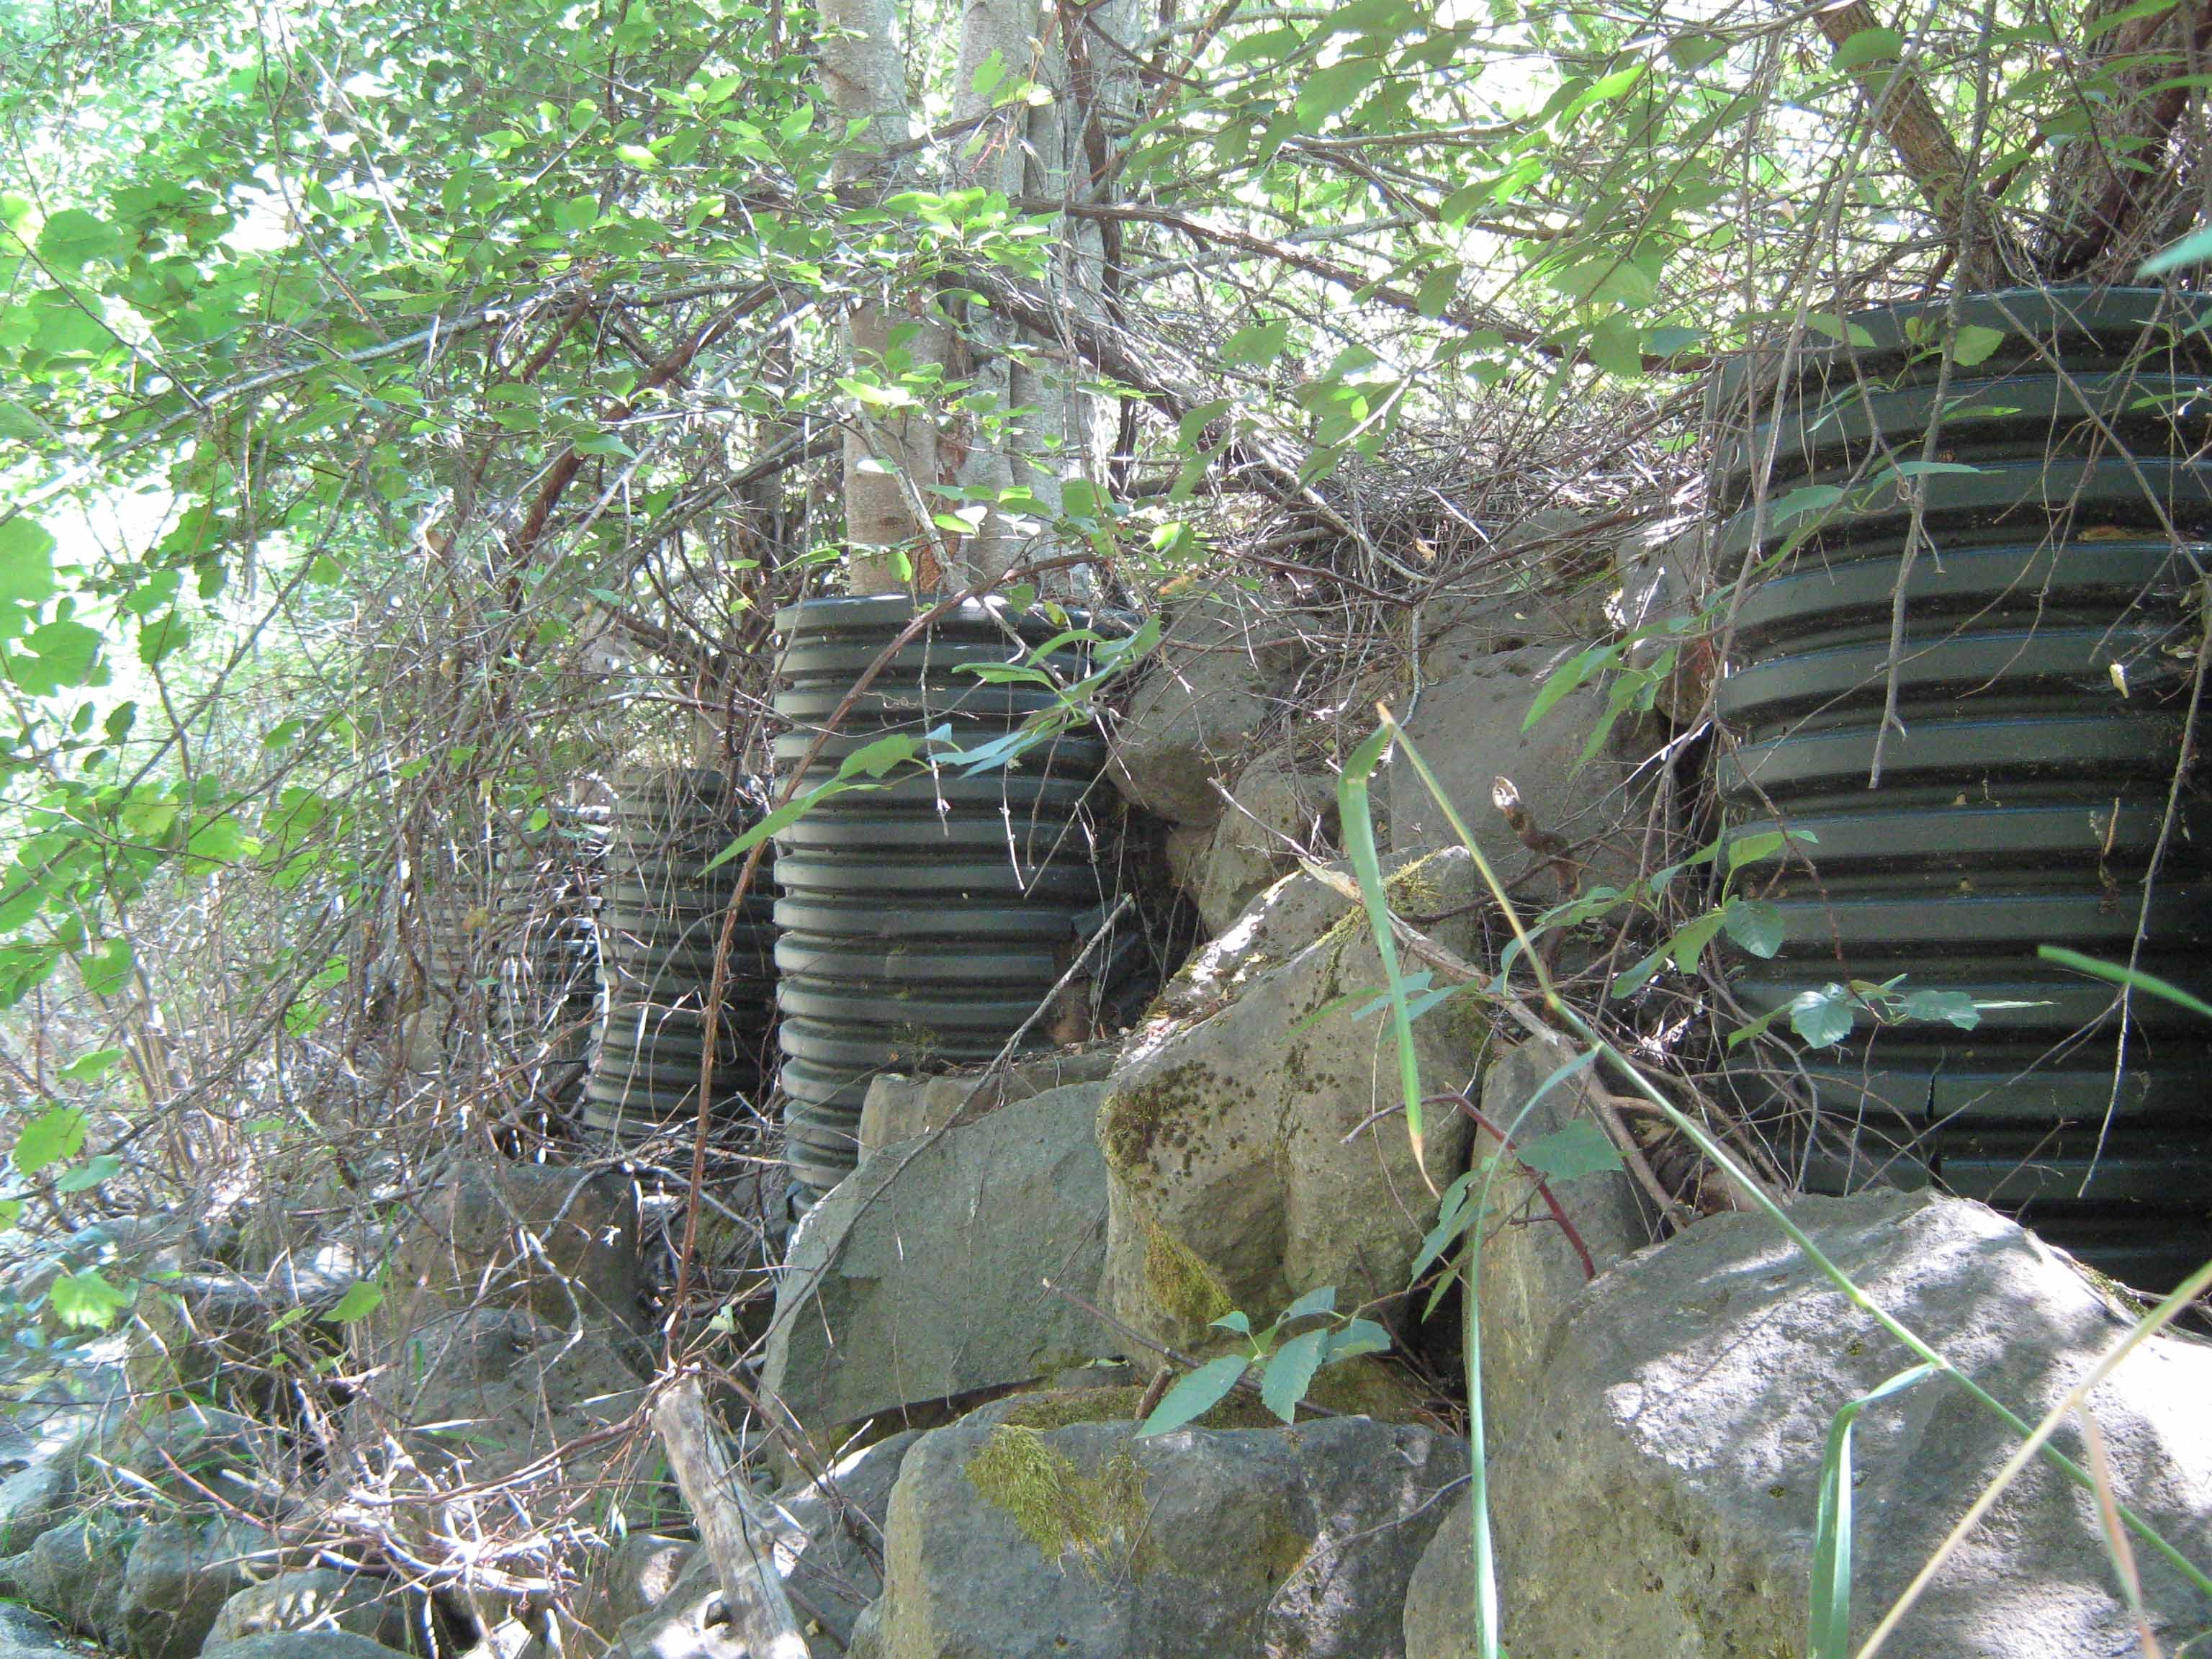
[
  {"left": 1323, "top": 1318, "right": 1392, "bottom": 1363},
  {"left": 1138, "top": 1353, "right": 1249, "bottom": 1436},
  {"left": 35, "top": 209, "right": 125, "bottom": 271},
  {"left": 0, "top": 518, "right": 57, "bottom": 610},
  {"left": 1831, "top": 26, "right": 1904, "bottom": 70},
  {"left": 9, "top": 619, "right": 103, "bottom": 695},
  {"left": 55, "top": 1154, "right": 122, "bottom": 1194},
  {"left": 49, "top": 1269, "right": 130, "bottom": 1329},
  {"left": 1211, "top": 1310, "right": 1253, "bottom": 1336},
  {"left": 1295, "top": 58, "right": 1380, "bottom": 127},
  {"left": 1722, "top": 897, "right": 1784, "bottom": 958},
  {"left": 1951, "top": 325, "right": 2005, "bottom": 367},
  {"left": 1260, "top": 1328, "right": 1328, "bottom": 1421},
  {"left": 1278, "top": 1285, "right": 1338, "bottom": 1324},
  {"left": 1790, "top": 984, "right": 1859, "bottom": 1048},
  {"left": 14, "top": 1107, "right": 87, "bottom": 1174},
  {"left": 1588, "top": 317, "right": 1643, "bottom": 379},
  {"left": 1515, "top": 1119, "right": 1625, "bottom": 1182},
  {"left": 58, "top": 1047, "right": 122, "bottom": 1083},
  {"left": 1897, "top": 988, "right": 1980, "bottom": 1030},
  {"left": 323, "top": 1281, "right": 385, "bottom": 1323},
  {"left": 1221, "top": 320, "right": 1290, "bottom": 365}
]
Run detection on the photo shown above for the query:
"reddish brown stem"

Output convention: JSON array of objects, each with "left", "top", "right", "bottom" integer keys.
[{"left": 1426, "top": 1092, "right": 1599, "bottom": 1280}]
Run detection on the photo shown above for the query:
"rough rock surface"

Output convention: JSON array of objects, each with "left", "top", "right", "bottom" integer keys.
[
  {"left": 120, "top": 1519, "right": 276, "bottom": 1659},
  {"left": 375, "top": 1159, "right": 642, "bottom": 1343},
  {"left": 1383, "top": 639, "right": 1631, "bottom": 886},
  {"left": 1097, "top": 852, "right": 1481, "bottom": 1362},
  {"left": 349, "top": 1305, "right": 647, "bottom": 1485},
  {"left": 1406, "top": 1190, "right": 2212, "bottom": 1658},
  {"left": 1186, "top": 752, "right": 1339, "bottom": 938},
  {"left": 199, "top": 1633, "right": 413, "bottom": 1659},
  {"left": 619, "top": 1431, "right": 918, "bottom": 1659},
  {"left": 12, "top": 1516, "right": 134, "bottom": 1645},
  {"left": 870, "top": 1401, "right": 1463, "bottom": 1659},
  {"left": 1107, "top": 593, "right": 1305, "bottom": 830},
  {"left": 855, "top": 1047, "right": 1116, "bottom": 1162},
  {"left": 0, "top": 1459, "right": 73, "bottom": 1555},
  {"left": 210, "top": 1569, "right": 423, "bottom": 1653},
  {"left": 0, "top": 1604, "right": 73, "bottom": 1659},
  {"left": 1469, "top": 1033, "right": 1650, "bottom": 1442},
  {"left": 763, "top": 1083, "right": 1118, "bottom": 1434}
]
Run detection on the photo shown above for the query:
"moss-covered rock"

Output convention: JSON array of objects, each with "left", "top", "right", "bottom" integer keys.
[
  {"left": 877, "top": 1408, "right": 1464, "bottom": 1659},
  {"left": 1097, "top": 852, "right": 1486, "bottom": 1364}
]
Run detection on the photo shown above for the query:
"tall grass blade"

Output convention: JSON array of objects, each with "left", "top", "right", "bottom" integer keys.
[
  {"left": 1808, "top": 1364, "right": 1936, "bottom": 1659},
  {"left": 2037, "top": 945, "right": 2212, "bottom": 1021},
  {"left": 1337, "top": 721, "right": 1429, "bottom": 1172}
]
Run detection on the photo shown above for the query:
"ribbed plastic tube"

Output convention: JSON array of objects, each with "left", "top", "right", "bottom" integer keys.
[
  {"left": 583, "top": 768, "right": 777, "bottom": 1147},
  {"left": 770, "top": 595, "right": 1112, "bottom": 1201},
  {"left": 1714, "top": 287, "right": 2212, "bottom": 1290}
]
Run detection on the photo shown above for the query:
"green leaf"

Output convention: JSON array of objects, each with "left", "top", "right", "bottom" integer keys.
[
  {"left": 1515, "top": 1119, "right": 1625, "bottom": 1182},
  {"left": 0, "top": 518, "right": 58, "bottom": 611},
  {"left": 1897, "top": 989, "right": 1980, "bottom": 1030},
  {"left": 1220, "top": 320, "right": 1289, "bottom": 366},
  {"left": 9, "top": 619, "right": 103, "bottom": 695},
  {"left": 0, "top": 1200, "right": 22, "bottom": 1229},
  {"left": 1211, "top": 1310, "right": 1253, "bottom": 1336},
  {"left": 35, "top": 209, "right": 125, "bottom": 272},
  {"left": 1586, "top": 317, "right": 1643, "bottom": 379},
  {"left": 55, "top": 1154, "right": 121, "bottom": 1194},
  {"left": 14, "top": 1107, "right": 87, "bottom": 1174},
  {"left": 1138, "top": 1354, "right": 1249, "bottom": 1436},
  {"left": 1295, "top": 58, "right": 1380, "bottom": 127},
  {"left": 1337, "top": 723, "right": 1426, "bottom": 1157},
  {"left": 1522, "top": 644, "right": 1611, "bottom": 733},
  {"left": 1260, "top": 1328, "right": 1328, "bottom": 1421},
  {"left": 49, "top": 1269, "right": 130, "bottom": 1329},
  {"left": 1790, "top": 984, "right": 1858, "bottom": 1048},
  {"left": 1722, "top": 897, "right": 1784, "bottom": 958},
  {"left": 2139, "top": 226, "right": 2212, "bottom": 277},
  {"left": 1830, "top": 26, "right": 1903, "bottom": 69},
  {"left": 58, "top": 1047, "right": 123, "bottom": 1084},
  {"left": 1278, "top": 1285, "right": 1338, "bottom": 1324},
  {"left": 323, "top": 1281, "right": 384, "bottom": 1323},
  {"left": 1951, "top": 324, "right": 2005, "bottom": 367},
  {"left": 1323, "top": 1318, "right": 1392, "bottom": 1363}
]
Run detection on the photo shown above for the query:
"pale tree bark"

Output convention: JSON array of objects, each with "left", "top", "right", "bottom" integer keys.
[
  {"left": 819, "top": 0, "right": 948, "bottom": 594},
  {"left": 820, "top": 0, "right": 1136, "bottom": 597}
]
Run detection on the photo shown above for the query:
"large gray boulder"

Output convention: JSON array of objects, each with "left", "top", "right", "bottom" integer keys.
[
  {"left": 374, "top": 1159, "right": 643, "bottom": 1345},
  {"left": 1184, "top": 751, "right": 1339, "bottom": 938},
  {"left": 1097, "top": 852, "right": 1481, "bottom": 1363},
  {"left": 763, "top": 1084, "right": 1119, "bottom": 1436},
  {"left": 209, "top": 1568, "right": 424, "bottom": 1653},
  {"left": 618, "top": 1431, "right": 919, "bottom": 1659},
  {"left": 855, "top": 1047, "right": 1116, "bottom": 1163},
  {"left": 0, "top": 1604, "right": 72, "bottom": 1659},
  {"left": 1383, "top": 639, "right": 1632, "bottom": 888},
  {"left": 871, "top": 1402, "right": 1463, "bottom": 1658},
  {"left": 120, "top": 1518, "right": 277, "bottom": 1659},
  {"left": 1406, "top": 1190, "right": 2212, "bottom": 1658},
  {"left": 349, "top": 1305, "right": 647, "bottom": 1486},
  {"left": 199, "top": 1633, "right": 413, "bottom": 1659},
  {"left": 0, "top": 1457, "right": 73, "bottom": 1555},
  {"left": 1107, "top": 593, "right": 1305, "bottom": 831},
  {"left": 11, "top": 1516, "right": 133, "bottom": 1646}
]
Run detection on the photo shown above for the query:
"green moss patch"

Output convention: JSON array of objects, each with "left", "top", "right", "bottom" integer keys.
[
  {"left": 1142, "top": 1219, "right": 1234, "bottom": 1330},
  {"left": 964, "top": 1425, "right": 1148, "bottom": 1573}
]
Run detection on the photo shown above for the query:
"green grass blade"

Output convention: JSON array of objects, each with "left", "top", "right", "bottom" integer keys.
[
  {"left": 2038, "top": 944, "right": 2212, "bottom": 1021},
  {"left": 1337, "top": 719, "right": 1428, "bottom": 1165},
  {"left": 1808, "top": 1365, "right": 1936, "bottom": 1659}
]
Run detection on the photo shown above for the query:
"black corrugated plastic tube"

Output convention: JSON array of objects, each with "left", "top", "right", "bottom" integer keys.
[
  {"left": 770, "top": 595, "right": 1113, "bottom": 1201},
  {"left": 583, "top": 768, "right": 777, "bottom": 1147},
  {"left": 1714, "top": 287, "right": 2212, "bottom": 1290}
]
